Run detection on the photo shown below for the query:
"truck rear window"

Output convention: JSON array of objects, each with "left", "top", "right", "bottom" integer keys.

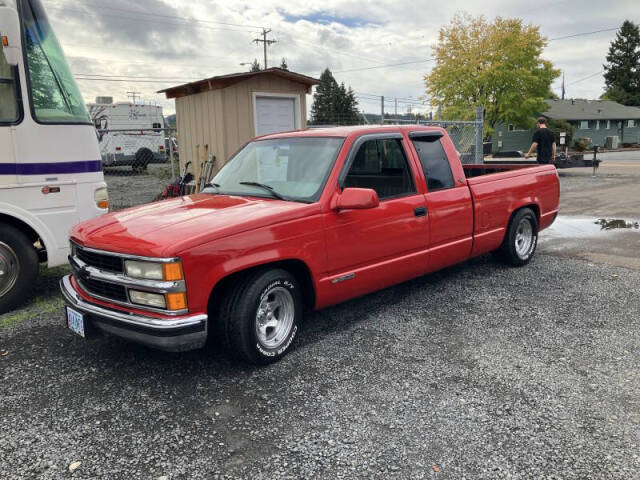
[{"left": 411, "top": 137, "right": 455, "bottom": 191}]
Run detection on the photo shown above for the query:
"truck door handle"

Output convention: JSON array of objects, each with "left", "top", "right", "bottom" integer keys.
[{"left": 414, "top": 206, "right": 427, "bottom": 217}]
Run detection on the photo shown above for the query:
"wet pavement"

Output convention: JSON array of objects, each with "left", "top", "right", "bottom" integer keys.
[{"left": 539, "top": 215, "right": 640, "bottom": 270}]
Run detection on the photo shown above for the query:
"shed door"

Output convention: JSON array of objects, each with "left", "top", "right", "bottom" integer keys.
[{"left": 255, "top": 96, "right": 295, "bottom": 136}]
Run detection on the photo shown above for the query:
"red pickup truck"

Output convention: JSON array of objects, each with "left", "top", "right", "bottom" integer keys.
[{"left": 61, "top": 126, "right": 559, "bottom": 363}]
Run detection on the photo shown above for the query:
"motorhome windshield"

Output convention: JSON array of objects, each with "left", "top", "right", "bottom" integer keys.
[
  {"left": 0, "top": 47, "right": 20, "bottom": 123},
  {"left": 21, "top": 0, "right": 90, "bottom": 124}
]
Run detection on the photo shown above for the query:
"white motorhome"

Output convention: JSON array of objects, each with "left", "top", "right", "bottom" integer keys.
[
  {"left": 87, "top": 99, "right": 167, "bottom": 171},
  {"left": 0, "top": 0, "right": 108, "bottom": 312}
]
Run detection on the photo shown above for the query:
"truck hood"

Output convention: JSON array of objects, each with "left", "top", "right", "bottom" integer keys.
[{"left": 72, "top": 194, "right": 320, "bottom": 258}]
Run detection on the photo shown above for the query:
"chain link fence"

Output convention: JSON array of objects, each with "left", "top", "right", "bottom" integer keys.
[
  {"left": 98, "top": 128, "right": 178, "bottom": 211},
  {"left": 100, "top": 116, "right": 483, "bottom": 211}
]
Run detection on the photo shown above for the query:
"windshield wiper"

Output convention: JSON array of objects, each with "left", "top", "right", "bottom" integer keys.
[{"left": 238, "top": 181, "right": 287, "bottom": 200}]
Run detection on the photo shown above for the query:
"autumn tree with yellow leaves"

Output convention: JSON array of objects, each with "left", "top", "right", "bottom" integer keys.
[{"left": 425, "top": 13, "right": 560, "bottom": 138}]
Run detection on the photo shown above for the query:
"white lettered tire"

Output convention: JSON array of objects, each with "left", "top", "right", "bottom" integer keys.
[{"left": 220, "top": 268, "right": 302, "bottom": 364}]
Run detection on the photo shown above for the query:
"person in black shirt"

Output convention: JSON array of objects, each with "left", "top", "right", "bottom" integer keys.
[{"left": 525, "top": 117, "right": 556, "bottom": 164}]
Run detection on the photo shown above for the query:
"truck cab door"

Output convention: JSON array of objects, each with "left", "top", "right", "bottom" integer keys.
[
  {"left": 322, "top": 134, "right": 429, "bottom": 303},
  {"left": 409, "top": 133, "right": 473, "bottom": 272}
]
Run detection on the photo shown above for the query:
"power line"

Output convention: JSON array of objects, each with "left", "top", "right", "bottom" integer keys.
[
  {"left": 75, "top": 73, "right": 202, "bottom": 81},
  {"left": 47, "top": 6, "right": 261, "bottom": 34},
  {"left": 567, "top": 70, "right": 604, "bottom": 85},
  {"left": 548, "top": 27, "right": 619, "bottom": 41},
  {"left": 334, "top": 58, "right": 435, "bottom": 74},
  {"left": 71, "top": 2, "right": 267, "bottom": 30}
]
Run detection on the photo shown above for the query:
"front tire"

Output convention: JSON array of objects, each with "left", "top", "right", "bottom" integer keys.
[
  {"left": 0, "top": 225, "right": 39, "bottom": 314},
  {"left": 219, "top": 269, "right": 302, "bottom": 364},
  {"left": 497, "top": 208, "right": 538, "bottom": 266}
]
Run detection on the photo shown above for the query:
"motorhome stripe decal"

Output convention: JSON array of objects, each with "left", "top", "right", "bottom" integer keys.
[{"left": 0, "top": 161, "right": 102, "bottom": 175}]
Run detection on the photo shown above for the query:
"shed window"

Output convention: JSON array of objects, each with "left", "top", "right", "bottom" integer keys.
[
  {"left": 580, "top": 120, "right": 589, "bottom": 129},
  {"left": 629, "top": 120, "right": 636, "bottom": 128}
]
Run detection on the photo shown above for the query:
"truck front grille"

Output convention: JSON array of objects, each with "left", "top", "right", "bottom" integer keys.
[
  {"left": 78, "top": 277, "right": 128, "bottom": 303},
  {"left": 75, "top": 246, "right": 124, "bottom": 273}
]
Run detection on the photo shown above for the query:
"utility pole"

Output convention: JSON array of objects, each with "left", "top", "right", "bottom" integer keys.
[
  {"left": 127, "top": 91, "right": 141, "bottom": 104},
  {"left": 253, "top": 28, "right": 276, "bottom": 69},
  {"left": 394, "top": 97, "right": 398, "bottom": 123},
  {"left": 380, "top": 96, "right": 385, "bottom": 124}
]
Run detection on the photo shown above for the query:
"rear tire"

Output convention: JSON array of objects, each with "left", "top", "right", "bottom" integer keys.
[
  {"left": 497, "top": 208, "right": 538, "bottom": 266},
  {"left": 133, "top": 148, "right": 153, "bottom": 173},
  {"left": 219, "top": 268, "right": 302, "bottom": 364},
  {"left": 0, "top": 224, "right": 39, "bottom": 314}
]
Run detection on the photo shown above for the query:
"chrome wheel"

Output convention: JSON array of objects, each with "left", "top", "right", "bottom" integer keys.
[
  {"left": 515, "top": 218, "right": 534, "bottom": 258},
  {"left": 255, "top": 286, "right": 295, "bottom": 349},
  {"left": 0, "top": 241, "right": 20, "bottom": 298}
]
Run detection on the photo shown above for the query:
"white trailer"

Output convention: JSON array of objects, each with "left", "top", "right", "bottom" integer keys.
[
  {"left": 0, "top": 0, "right": 108, "bottom": 312},
  {"left": 87, "top": 100, "right": 167, "bottom": 171}
]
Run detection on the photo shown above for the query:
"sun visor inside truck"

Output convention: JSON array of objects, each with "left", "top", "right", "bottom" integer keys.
[{"left": 408, "top": 131, "right": 444, "bottom": 139}]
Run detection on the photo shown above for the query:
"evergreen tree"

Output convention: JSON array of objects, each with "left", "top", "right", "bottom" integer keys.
[
  {"left": 603, "top": 20, "right": 640, "bottom": 106},
  {"left": 310, "top": 69, "right": 360, "bottom": 125},
  {"left": 280, "top": 58, "right": 289, "bottom": 70},
  {"left": 250, "top": 59, "right": 261, "bottom": 72}
]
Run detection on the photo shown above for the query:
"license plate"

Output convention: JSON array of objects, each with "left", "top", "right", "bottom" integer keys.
[{"left": 66, "top": 307, "right": 85, "bottom": 338}]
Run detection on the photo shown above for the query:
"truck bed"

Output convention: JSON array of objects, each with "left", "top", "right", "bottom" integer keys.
[{"left": 462, "top": 163, "right": 540, "bottom": 178}]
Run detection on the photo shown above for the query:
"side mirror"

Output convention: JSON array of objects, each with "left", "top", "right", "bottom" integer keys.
[
  {"left": 1, "top": 45, "right": 19, "bottom": 66},
  {"left": 336, "top": 188, "right": 379, "bottom": 210}
]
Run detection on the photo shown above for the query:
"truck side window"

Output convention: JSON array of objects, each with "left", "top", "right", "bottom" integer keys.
[
  {"left": 344, "top": 139, "right": 416, "bottom": 200},
  {"left": 411, "top": 137, "right": 455, "bottom": 191},
  {"left": 0, "top": 54, "right": 20, "bottom": 123}
]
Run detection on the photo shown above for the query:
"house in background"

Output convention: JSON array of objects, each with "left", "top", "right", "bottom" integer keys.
[
  {"left": 494, "top": 99, "right": 640, "bottom": 153},
  {"left": 159, "top": 68, "right": 319, "bottom": 175}
]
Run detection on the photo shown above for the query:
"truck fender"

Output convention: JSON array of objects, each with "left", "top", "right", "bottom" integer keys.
[{"left": 196, "top": 248, "right": 319, "bottom": 313}]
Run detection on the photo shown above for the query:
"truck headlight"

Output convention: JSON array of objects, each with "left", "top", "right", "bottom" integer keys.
[
  {"left": 124, "top": 260, "right": 183, "bottom": 281},
  {"left": 129, "top": 290, "right": 166, "bottom": 309},
  {"left": 94, "top": 187, "right": 109, "bottom": 210}
]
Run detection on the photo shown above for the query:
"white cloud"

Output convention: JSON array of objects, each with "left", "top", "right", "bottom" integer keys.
[{"left": 45, "top": 0, "right": 637, "bottom": 117}]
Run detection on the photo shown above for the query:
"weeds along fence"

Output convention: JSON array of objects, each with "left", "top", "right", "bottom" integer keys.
[{"left": 97, "top": 128, "right": 178, "bottom": 211}]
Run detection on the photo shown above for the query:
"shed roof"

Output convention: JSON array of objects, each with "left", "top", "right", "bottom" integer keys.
[
  {"left": 542, "top": 99, "right": 640, "bottom": 120},
  {"left": 158, "top": 68, "right": 320, "bottom": 99}
]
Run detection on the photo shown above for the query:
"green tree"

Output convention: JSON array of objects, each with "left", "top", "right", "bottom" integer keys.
[
  {"left": 547, "top": 118, "right": 575, "bottom": 146},
  {"left": 424, "top": 13, "right": 560, "bottom": 138},
  {"left": 250, "top": 59, "right": 261, "bottom": 72},
  {"left": 280, "top": 58, "right": 289, "bottom": 70},
  {"left": 602, "top": 20, "right": 640, "bottom": 106},
  {"left": 310, "top": 68, "right": 360, "bottom": 125}
]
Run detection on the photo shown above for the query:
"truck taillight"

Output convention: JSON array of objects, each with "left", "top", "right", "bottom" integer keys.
[{"left": 94, "top": 187, "right": 109, "bottom": 210}]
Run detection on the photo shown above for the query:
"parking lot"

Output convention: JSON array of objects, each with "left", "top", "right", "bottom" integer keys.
[{"left": 1, "top": 159, "right": 640, "bottom": 479}]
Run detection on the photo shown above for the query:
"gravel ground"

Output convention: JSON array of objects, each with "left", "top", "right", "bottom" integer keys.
[{"left": 1, "top": 253, "right": 639, "bottom": 479}]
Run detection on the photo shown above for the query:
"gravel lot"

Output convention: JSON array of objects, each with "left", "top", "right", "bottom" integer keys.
[
  {"left": 1, "top": 252, "right": 639, "bottom": 479},
  {"left": 2, "top": 168, "right": 640, "bottom": 479}
]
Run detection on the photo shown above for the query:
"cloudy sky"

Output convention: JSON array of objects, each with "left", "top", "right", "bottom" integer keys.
[{"left": 46, "top": 0, "right": 638, "bottom": 117}]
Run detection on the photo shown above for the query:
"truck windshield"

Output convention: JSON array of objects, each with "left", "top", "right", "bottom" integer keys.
[
  {"left": 21, "top": 0, "right": 90, "bottom": 124},
  {"left": 0, "top": 49, "right": 20, "bottom": 123},
  {"left": 210, "top": 137, "right": 344, "bottom": 202}
]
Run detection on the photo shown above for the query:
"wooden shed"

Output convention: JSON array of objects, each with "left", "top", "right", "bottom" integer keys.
[{"left": 159, "top": 68, "right": 319, "bottom": 176}]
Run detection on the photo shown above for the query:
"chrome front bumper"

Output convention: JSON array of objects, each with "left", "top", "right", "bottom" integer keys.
[{"left": 60, "top": 275, "right": 207, "bottom": 352}]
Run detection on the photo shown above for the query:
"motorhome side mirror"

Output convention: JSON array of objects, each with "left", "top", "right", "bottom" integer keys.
[
  {"left": 336, "top": 188, "right": 379, "bottom": 210},
  {"left": 1, "top": 42, "right": 19, "bottom": 66}
]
